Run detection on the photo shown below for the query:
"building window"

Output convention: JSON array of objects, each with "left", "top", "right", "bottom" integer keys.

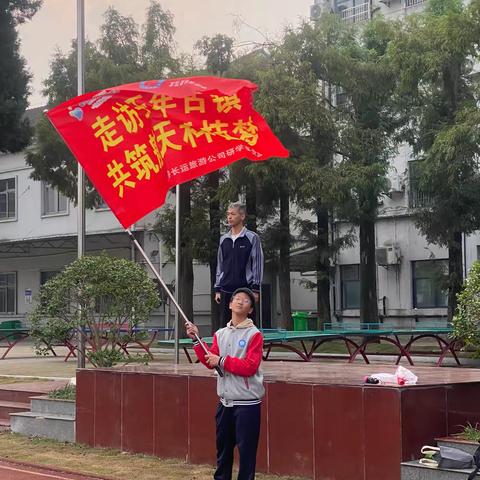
[
  {"left": 95, "top": 198, "right": 109, "bottom": 210},
  {"left": 40, "top": 271, "right": 60, "bottom": 286},
  {"left": 335, "top": 86, "right": 348, "bottom": 107},
  {"left": 341, "top": 264, "right": 360, "bottom": 309},
  {"left": 0, "top": 178, "right": 16, "bottom": 220},
  {"left": 335, "top": 0, "right": 370, "bottom": 23},
  {"left": 42, "top": 183, "right": 68, "bottom": 216},
  {"left": 412, "top": 260, "right": 448, "bottom": 308},
  {"left": 0, "top": 273, "right": 16, "bottom": 314},
  {"left": 404, "top": 0, "right": 426, "bottom": 8},
  {"left": 408, "top": 161, "right": 433, "bottom": 208}
]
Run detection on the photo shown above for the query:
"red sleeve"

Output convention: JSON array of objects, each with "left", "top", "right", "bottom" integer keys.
[
  {"left": 223, "top": 332, "right": 263, "bottom": 377},
  {"left": 193, "top": 334, "right": 220, "bottom": 369}
]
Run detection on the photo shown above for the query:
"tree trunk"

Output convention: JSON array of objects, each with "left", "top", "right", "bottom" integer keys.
[
  {"left": 316, "top": 208, "right": 331, "bottom": 329},
  {"left": 359, "top": 217, "right": 378, "bottom": 325},
  {"left": 245, "top": 182, "right": 257, "bottom": 232},
  {"left": 178, "top": 182, "right": 194, "bottom": 322},
  {"left": 278, "top": 189, "right": 292, "bottom": 329},
  {"left": 447, "top": 231, "right": 463, "bottom": 321},
  {"left": 207, "top": 172, "right": 221, "bottom": 333}
]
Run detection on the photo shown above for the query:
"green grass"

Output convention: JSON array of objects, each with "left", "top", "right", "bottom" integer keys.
[
  {"left": 453, "top": 422, "right": 480, "bottom": 442},
  {"left": 47, "top": 383, "right": 76, "bottom": 400},
  {"left": 0, "top": 376, "right": 49, "bottom": 385}
]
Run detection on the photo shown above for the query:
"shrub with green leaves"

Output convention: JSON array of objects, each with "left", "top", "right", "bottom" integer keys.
[
  {"left": 452, "top": 260, "right": 480, "bottom": 358},
  {"left": 29, "top": 253, "right": 160, "bottom": 367},
  {"left": 48, "top": 384, "right": 76, "bottom": 401},
  {"left": 454, "top": 423, "right": 480, "bottom": 442}
]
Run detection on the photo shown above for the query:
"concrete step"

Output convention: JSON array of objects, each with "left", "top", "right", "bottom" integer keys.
[
  {"left": 0, "top": 380, "right": 69, "bottom": 404},
  {"left": 10, "top": 411, "right": 75, "bottom": 443},
  {"left": 30, "top": 396, "right": 75, "bottom": 417},
  {"left": 401, "top": 460, "right": 478, "bottom": 479},
  {"left": 0, "top": 400, "right": 30, "bottom": 423},
  {"left": 436, "top": 437, "right": 480, "bottom": 456}
]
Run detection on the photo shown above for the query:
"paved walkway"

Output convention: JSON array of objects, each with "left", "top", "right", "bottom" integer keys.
[{"left": 0, "top": 459, "right": 110, "bottom": 480}]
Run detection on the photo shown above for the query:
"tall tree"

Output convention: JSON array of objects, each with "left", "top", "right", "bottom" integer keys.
[
  {"left": 0, "top": 0, "right": 42, "bottom": 153},
  {"left": 304, "top": 14, "right": 401, "bottom": 324},
  {"left": 141, "top": 0, "right": 178, "bottom": 76},
  {"left": 100, "top": 6, "right": 140, "bottom": 67},
  {"left": 253, "top": 51, "right": 308, "bottom": 329},
  {"left": 194, "top": 34, "right": 235, "bottom": 332},
  {"left": 195, "top": 34, "right": 234, "bottom": 77},
  {"left": 26, "top": 5, "right": 179, "bottom": 206},
  {"left": 389, "top": 0, "right": 480, "bottom": 319}
]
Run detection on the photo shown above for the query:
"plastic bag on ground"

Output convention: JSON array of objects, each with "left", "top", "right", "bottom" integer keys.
[
  {"left": 368, "top": 366, "right": 418, "bottom": 385},
  {"left": 369, "top": 373, "right": 398, "bottom": 384},
  {"left": 395, "top": 365, "right": 418, "bottom": 385}
]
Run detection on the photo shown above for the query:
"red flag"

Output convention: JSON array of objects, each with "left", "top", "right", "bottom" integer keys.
[{"left": 46, "top": 76, "right": 289, "bottom": 228}]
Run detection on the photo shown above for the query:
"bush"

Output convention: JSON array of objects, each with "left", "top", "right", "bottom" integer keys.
[
  {"left": 452, "top": 260, "right": 480, "bottom": 358},
  {"left": 29, "top": 253, "right": 161, "bottom": 367}
]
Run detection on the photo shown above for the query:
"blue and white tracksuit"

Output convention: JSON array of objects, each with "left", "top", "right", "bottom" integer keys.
[{"left": 215, "top": 228, "right": 263, "bottom": 324}]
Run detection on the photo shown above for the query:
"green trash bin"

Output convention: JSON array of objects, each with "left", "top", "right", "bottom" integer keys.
[{"left": 292, "top": 311, "right": 309, "bottom": 331}]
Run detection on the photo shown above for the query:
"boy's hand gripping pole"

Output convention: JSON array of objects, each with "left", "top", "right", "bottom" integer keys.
[{"left": 184, "top": 319, "right": 224, "bottom": 377}]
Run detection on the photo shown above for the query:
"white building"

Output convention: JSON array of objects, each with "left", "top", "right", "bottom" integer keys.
[{"left": 306, "top": 0, "right": 480, "bottom": 326}]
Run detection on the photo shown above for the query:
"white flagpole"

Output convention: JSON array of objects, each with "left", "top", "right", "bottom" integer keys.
[
  {"left": 76, "top": 0, "right": 86, "bottom": 369},
  {"left": 174, "top": 185, "right": 180, "bottom": 364}
]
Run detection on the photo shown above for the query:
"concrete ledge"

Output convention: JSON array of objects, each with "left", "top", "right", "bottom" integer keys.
[
  {"left": 401, "top": 461, "right": 478, "bottom": 479},
  {"left": 30, "top": 397, "right": 76, "bottom": 417},
  {"left": 10, "top": 411, "right": 75, "bottom": 442}
]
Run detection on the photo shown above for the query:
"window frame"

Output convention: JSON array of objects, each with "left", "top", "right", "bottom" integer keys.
[
  {"left": 412, "top": 259, "right": 448, "bottom": 309},
  {"left": 408, "top": 160, "right": 433, "bottom": 209},
  {"left": 41, "top": 182, "right": 69, "bottom": 217},
  {"left": 340, "top": 264, "right": 360, "bottom": 310},
  {"left": 0, "top": 177, "right": 17, "bottom": 222},
  {"left": 0, "top": 272, "right": 16, "bottom": 314}
]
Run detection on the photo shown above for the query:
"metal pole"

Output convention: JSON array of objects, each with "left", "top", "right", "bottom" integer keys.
[
  {"left": 174, "top": 185, "right": 180, "bottom": 364},
  {"left": 126, "top": 229, "right": 223, "bottom": 376},
  {"left": 76, "top": 0, "right": 86, "bottom": 369}
]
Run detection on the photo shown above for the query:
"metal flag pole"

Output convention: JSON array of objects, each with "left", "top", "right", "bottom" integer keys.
[
  {"left": 76, "top": 0, "right": 86, "bottom": 369},
  {"left": 174, "top": 184, "right": 180, "bottom": 364},
  {"left": 125, "top": 229, "right": 223, "bottom": 377}
]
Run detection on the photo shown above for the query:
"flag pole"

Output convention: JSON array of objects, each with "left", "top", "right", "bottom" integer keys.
[
  {"left": 125, "top": 229, "right": 223, "bottom": 377},
  {"left": 76, "top": 0, "right": 86, "bottom": 369},
  {"left": 174, "top": 184, "right": 180, "bottom": 364}
]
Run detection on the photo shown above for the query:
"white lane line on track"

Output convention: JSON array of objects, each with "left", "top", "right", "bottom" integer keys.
[{"left": 0, "top": 463, "right": 80, "bottom": 479}]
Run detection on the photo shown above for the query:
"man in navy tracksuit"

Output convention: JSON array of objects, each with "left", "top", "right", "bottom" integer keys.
[
  {"left": 214, "top": 203, "right": 264, "bottom": 325},
  {"left": 186, "top": 287, "right": 264, "bottom": 480}
]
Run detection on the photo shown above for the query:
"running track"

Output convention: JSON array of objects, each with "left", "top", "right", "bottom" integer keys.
[{"left": 0, "top": 460, "right": 110, "bottom": 480}]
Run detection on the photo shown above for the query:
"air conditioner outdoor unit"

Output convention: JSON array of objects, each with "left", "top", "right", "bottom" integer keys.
[
  {"left": 388, "top": 174, "right": 405, "bottom": 195},
  {"left": 375, "top": 246, "right": 401, "bottom": 266},
  {"left": 310, "top": 3, "right": 324, "bottom": 19}
]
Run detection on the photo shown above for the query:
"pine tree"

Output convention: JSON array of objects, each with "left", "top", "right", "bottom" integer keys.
[{"left": 0, "top": 0, "right": 42, "bottom": 153}]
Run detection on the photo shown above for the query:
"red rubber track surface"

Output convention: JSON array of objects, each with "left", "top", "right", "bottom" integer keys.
[{"left": 0, "top": 459, "right": 112, "bottom": 480}]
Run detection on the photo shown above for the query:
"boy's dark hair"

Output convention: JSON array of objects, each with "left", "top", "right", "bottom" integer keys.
[{"left": 231, "top": 287, "right": 255, "bottom": 306}]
